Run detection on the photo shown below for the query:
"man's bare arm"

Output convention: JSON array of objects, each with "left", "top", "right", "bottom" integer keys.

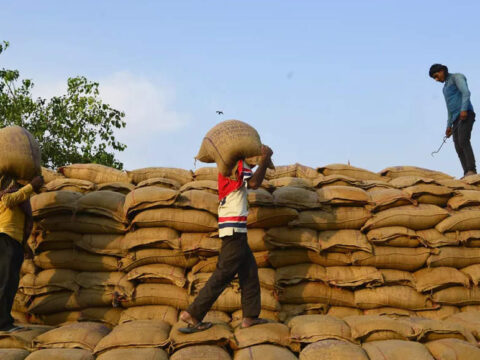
[{"left": 248, "top": 145, "right": 273, "bottom": 190}]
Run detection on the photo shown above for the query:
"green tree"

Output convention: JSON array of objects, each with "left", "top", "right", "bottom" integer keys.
[{"left": 0, "top": 41, "right": 127, "bottom": 169}]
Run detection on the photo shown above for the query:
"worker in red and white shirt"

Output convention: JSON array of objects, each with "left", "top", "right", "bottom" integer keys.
[{"left": 180, "top": 145, "right": 273, "bottom": 333}]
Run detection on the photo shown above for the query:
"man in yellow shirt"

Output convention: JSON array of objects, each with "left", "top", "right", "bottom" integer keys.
[{"left": 0, "top": 175, "right": 43, "bottom": 332}]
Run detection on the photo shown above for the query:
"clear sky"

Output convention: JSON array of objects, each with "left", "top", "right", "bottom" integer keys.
[{"left": 2, "top": 0, "right": 479, "bottom": 177}]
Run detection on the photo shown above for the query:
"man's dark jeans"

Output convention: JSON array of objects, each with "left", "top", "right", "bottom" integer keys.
[
  {"left": 453, "top": 111, "right": 476, "bottom": 175},
  {"left": 0, "top": 233, "right": 24, "bottom": 330},
  {"left": 187, "top": 232, "right": 261, "bottom": 322}
]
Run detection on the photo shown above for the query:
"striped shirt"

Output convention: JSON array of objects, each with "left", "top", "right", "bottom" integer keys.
[{"left": 218, "top": 160, "right": 253, "bottom": 237}]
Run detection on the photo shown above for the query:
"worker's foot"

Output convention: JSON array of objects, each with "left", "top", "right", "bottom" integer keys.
[
  {"left": 240, "top": 317, "right": 269, "bottom": 329},
  {"left": 180, "top": 311, "right": 198, "bottom": 327},
  {"left": 178, "top": 311, "right": 212, "bottom": 334},
  {"left": 465, "top": 170, "right": 477, "bottom": 177}
]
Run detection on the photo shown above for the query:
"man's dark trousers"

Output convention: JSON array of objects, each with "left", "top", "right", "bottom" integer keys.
[
  {"left": 0, "top": 234, "right": 24, "bottom": 330},
  {"left": 187, "top": 232, "right": 261, "bottom": 321},
  {"left": 453, "top": 111, "right": 476, "bottom": 175}
]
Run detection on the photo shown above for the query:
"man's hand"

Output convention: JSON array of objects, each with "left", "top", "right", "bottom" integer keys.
[
  {"left": 460, "top": 111, "right": 468, "bottom": 121},
  {"left": 445, "top": 127, "right": 452, "bottom": 138},
  {"left": 30, "top": 176, "right": 44, "bottom": 192}
]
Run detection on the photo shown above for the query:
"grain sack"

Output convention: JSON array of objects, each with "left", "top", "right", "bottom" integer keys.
[
  {"left": 127, "top": 167, "right": 193, "bottom": 185},
  {"left": 410, "top": 317, "right": 476, "bottom": 343},
  {"left": 417, "top": 229, "right": 459, "bottom": 247},
  {"left": 316, "top": 186, "right": 369, "bottom": 206},
  {"left": 231, "top": 323, "right": 290, "bottom": 350},
  {"left": 120, "top": 248, "right": 198, "bottom": 271},
  {"left": 124, "top": 227, "right": 180, "bottom": 250},
  {"left": 118, "top": 305, "right": 178, "bottom": 326},
  {"left": 364, "top": 341, "right": 435, "bottom": 360},
  {"left": 76, "top": 234, "right": 126, "bottom": 256},
  {"left": 19, "top": 269, "right": 79, "bottom": 295},
  {"left": 44, "top": 178, "right": 95, "bottom": 193},
  {"left": 268, "top": 249, "right": 351, "bottom": 268},
  {"left": 437, "top": 178, "right": 477, "bottom": 190},
  {"left": 75, "top": 288, "right": 118, "bottom": 308},
  {"left": 389, "top": 176, "right": 437, "bottom": 188},
  {"left": 361, "top": 204, "right": 449, "bottom": 231},
  {"left": 131, "top": 208, "right": 217, "bottom": 232},
  {"left": 290, "top": 207, "right": 371, "bottom": 231},
  {"left": 34, "top": 250, "right": 118, "bottom": 272},
  {"left": 193, "top": 167, "right": 218, "bottom": 181},
  {"left": 361, "top": 179, "right": 394, "bottom": 191},
  {"left": 344, "top": 315, "right": 420, "bottom": 342},
  {"left": 93, "top": 320, "right": 170, "bottom": 355},
  {"left": 96, "top": 348, "right": 168, "bottom": 360},
  {"left": 403, "top": 184, "right": 452, "bottom": 206},
  {"left": 352, "top": 247, "right": 431, "bottom": 271},
  {"left": 59, "top": 164, "right": 129, "bottom": 184},
  {"left": 425, "top": 338, "right": 480, "bottom": 360},
  {"left": 124, "top": 283, "right": 189, "bottom": 309},
  {"left": 447, "top": 311, "right": 480, "bottom": 340},
  {"left": 427, "top": 247, "right": 480, "bottom": 268},
  {"left": 415, "top": 306, "right": 460, "bottom": 321},
  {"left": 24, "top": 349, "right": 94, "bottom": 360},
  {"left": 248, "top": 188, "right": 274, "bottom": 206},
  {"left": 37, "top": 214, "right": 127, "bottom": 234},
  {"left": 235, "top": 344, "right": 297, "bottom": 360},
  {"left": 300, "top": 340, "right": 369, "bottom": 360},
  {"left": 29, "top": 231, "right": 80, "bottom": 252},
  {"left": 273, "top": 187, "right": 319, "bottom": 209},
  {"left": 275, "top": 263, "right": 327, "bottom": 287},
  {"left": 354, "top": 286, "right": 435, "bottom": 310},
  {"left": 174, "top": 346, "right": 231, "bottom": 360},
  {"left": 247, "top": 207, "right": 298, "bottom": 228},
  {"left": 0, "top": 326, "right": 52, "bottom": 350},
  {"left": 206, "top": 287, "right": 279, "bottom": 312},
  {"left": 76, "top": 191, "right": 125, "bottom": 222},
  {"left": 326, "top": 307, "right": 363, "bottom": 319},
  {"left": 368, "top": 189, "right": 415, "bottom": 212},
  {"left": 363, "top": 308, "right": 416, "bottom": 317},
  {"left": 78, "top": 307, "right": 122, "bottom": 327},
  {"left": 295, "top": 163, "right": 319, "bottom": 179},
  {"left": 413, "top": 267, "right": 470, "bottom": 293},
  {"left": 279, "top": 282, "right": 355, "bottom": 307},
  {"left": 432, "top": 287, "right": 480, "bottom": 306},
  {"left": 0, "top": 349, "right": 30, "bottom": 360},
  {"left": 318, "top": 164, "right": 384, "bottom": 181},
  {"left": 269, "top": 177, "right": 313, "bottom": 189},
  {"left": 180, "top": 180, "right": 218, "bottom": 193},
  {"left": 230, "top": 309, "right": 277, "bottom": 328},
  {"left": 366, "top": 226, "right": 421, "bottom": 247},
  {"left": 265, "top": 164, "right": 298, "bottom": 180},
  {"left": 170, "top": 322, "right": 233, "bottom": 350},
  {"left": 30, "top": 311, "right": 81, "bottom": 326},
  {"left": 75, "top": 272, "right": 134, "bottom": 299},
  {"left": 247, "top": 228, "right": 268, "bottom": 252},
  {"left": 96, "top": 182, "right": 134, "bottom": 195},
  {"left": 279, "top": 304, "right": 328, "bottom": 321},
  {"left": 436, "top": 209, "right": 480, "bottom": 232},
  {"left": 127, "top": 264, "right": 186, "bottom": 287},
  {"left": 196, "top": 120, "right": 263, "bottom": 176},
  {"left": 0, "top": 126, "right": 41, "bottom": 180},
  {"left": 41, "top": 167, "right": 64, "bottom": 183},
  {"left": 181, "top": 233, "right": 221, "bottom": 256},
  {"left": 124, "top": 187, "right": 178, "bottom": 216},
  {"left": 448, "top": 190, "right": 480, "bottom": 210},
  {"left": 326, "top": 266, "right": 383, "bottom": 288},
  {"left": 31, "top": 191, "right": 81, "bottom": 218},
  {"left": 191, "top": 251, "right": 269, "bottom": 274},
  {"left": 265, "top": 227, "right": 319, "bottom": 252},
  {"left": 136, "top": 177, "right": 181, "bottom": 189},
  {"left": 462, "top": 173, "right": 480, "bottom": 185},
  {"left": 318, "top": 230, "right": 372, "bottom": 253},
  {"left": 288, "top": 315, "right": 353, "bottom": 345},
  {"left": 33, "top": 322, "right": 110, "bottom": 351},
  {"left": 445, "top": 230, "right": 480, "bottom": 247},
  {"left": 12, "top": 293, "right": 31, "bottom": 313},
  {"left": 460, "top": 264, "right": 480, "bottom": 285},
  {"left": 175, "top": 189, "right": 218, "bottom": 214},
  {"left": 380, "top": 166, "right": 452, "bottom": 180},
  {"left": 313, "top": 174, "right": 362, "bottom": 188}
]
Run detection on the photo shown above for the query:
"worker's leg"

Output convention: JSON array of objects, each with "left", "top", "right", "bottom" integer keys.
[
  {"left": 457, "top": 112, "right": 477, "bottom": 174},
  {"left": 237, "top": 234, "right": 261, "bottom": 318}
]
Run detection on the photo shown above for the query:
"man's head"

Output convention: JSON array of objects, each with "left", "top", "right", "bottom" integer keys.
[{"left": 429, "top": 63, "right": 449, "bottom": 83}]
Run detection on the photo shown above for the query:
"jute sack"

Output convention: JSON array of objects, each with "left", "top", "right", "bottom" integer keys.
[
  {"left": 326, "top": 266, "right": 384, "bottom": 288},
  {"left": 290, "top": 207, "right": 371, "bottom": 230},
  {"left": 275, "top": 263, "right": 327, "bottom": 287},
  {"left": 196, "top": 120, "right": 263, "bottom": 176},
  {"left": 75, "top": 272, "right": 135, "bottom": 299},
  {"left": 273, "top": 187, "right": 319, "bottom": 209},
  {"left": 37, "top": 214, "right": 127, "bottom": 234},
  {"left": 0, "top": 126, "right": 41, "bottom": 180},
  {"left": 20, "top": 259, "right": 37, "bottom": 275},
  {"left": 352, "top": 246, "right": 431, "bottom": 271},
  {"left": 75, "top": 289, "right": 119, "bottom": 308},
  {"left": 127, "top": 264, "right": 186, "bottom": 287},
  {"left": 33, "top": 322, "right": 110, "bottom": 351},
  {"left": 29, "top": 231, "right": 81, "bottom": 253},
  {"left": 93, "top": 320, "right": 170, "bottom": 355},
  {"left": 0, "top": 349, "right": 30, "bottom": 360},
  {"left": 172, "top": 345, "right": 231, "bottom": 360},
  {"left": 445, "top": 230, "right": 480, "bottom": 247},
  {"left": 59, "top": 164, "right": 129, "bottom": 184},
  {"left": 76, "top": 234, "right": 127, "bottom": 256},
  {"left": 30, "top": 311, "right": 81, "bottom": 326},
  {"left": 415, "top": 306, "right": 460, "bottom": 321},
  {"left": 76, "top": 191, "right": 126, "bottom": 222},
  {"left": 180, "top": 180, "right": 218, "bottom": 193},
  {"left": 127, "top": 167, "right": 193, "bottom": 185},
  {"left": 193, "top": 167, "right": 218, "bottom": 181},
  {"left": 279, "top": 304, "right": 329, "bottom": 321},
  {"left": 462, "top": 173, "right": 480, "bottom": 185},
  {"left": 313, "top": 174, "right": 362, "bottom": 188},
  {"left": 41, "top": 167, "right": 63, "bottom": 183},
  {"left": 181, "top": 232, "right": 221, "bottom": 256},
  {"left": 268, "top": 249, "right": 351, "bottom": 268},
  {"left": 388, "top": 176, "right": 437, "bottom": 188},
  {"left": 288, "top": 315, "right": 353, "bottom": 345},
  {"left": 317, "top": 164, "right": 384, "bottom": 181},
  {"left": 31, "top": 191, "right": 81, "bottom": 218},
  {"left": 124, "top": 227, "right": 180, "bottom": 250},
  {"left": 247, "top": 228, "right": 268, "bottom": 252},
  {"left": 295, "top": 163, "right": 319, "bottom": 179},
  {"left": 19, "top": 269, "right": 79, "bottom": 296},
  {"left": 136, "top": 177, "right": 181, "bottom": 190},
  {"left": 265, "top": 164, "right": 297, "bottom": 180},
  {"left": 247, "top": 207, "right": 298, "bottom": 228},
  {"left": 131, "top": 208, "right": 217, "bottom": 232},
  {"left": 437, "top": 178, "right": 477, "bottom": 190},
  {"left": 269, "top": 176, "right": 313, "bottom": 189},
  {"left": 380, "top": 166, "right": 452, "bottom": 180},
  {"left": 230, "top": 309, "right": 278, "bottom": 328},
  {"left": 448, "top": 190, "right": 480, "bottom": 210},
  {"left": 361, "top": 204, "right": 449, "bottom": 231},
  {"left": 96, "top": 348, "right": 168, "bottom": 360},
  {"left": 413, "top": 267, "right": 470, "bottom": 293},
  {"left": 361, "top": 179, "right": 394, "bottom": 191},
  {"left": 44, "top": 178, "right": 95, "bottom": 193},
  {"left": 300, "top": 340, "right": 369, "bottom": 360},
  {"left": 447, "top": 311, "right": 480, "bottom": 340},
  {"left": 417, "top": 228, "right": 459, "bottom": 247},
  {"left": 0, "top": 326, "right": 52, "bottom": 350},
  {"left": 427, "top": 247, "right": 480, "bottom": 268},
  {"left": 460, "top": 304, "right": 480, "bottom": 312},
  {"left": 120, "top": 248, "right": 198, "bottom": 271},
  {"left": 354, "top": 285, "right": 435, "bottom": 310},
  {"left": 368, "top": 189, "right": 415, "bottom": 213},
  {"left": 362, "top": 340, "right": 434, "bottom": 360},
  {"left": 169, "top": 322, "right": 233, "bottom": 351},
  {"left": 34, "top": 250, "right": 119, "bottom": 272},
  {"left": 403, "top": 184, "right": 452, "bottom": 206},
  {"left": 326, "top": 307, "right": 363, "bottom": 319},
  {"left": 124, "top": 187, "right": 178, "bottom": 216},
  {"left": 265, "top": 227, "right": 319, "bottom": 252},
  {"left": 432, "top": 286, "right": 480, "bottom": 306},
  {"left": 205, "top": 287, "right": 279, "bottom": 312},
  {"left": 344, "top": 315, "right": 420, "bottom": 342},
  {"left": 235, "top": 344, "right": 297, "bottom": 360},
  {"left": 118, "top": 305, "right": 178, "bottom": 326},
  {"left": 436, "top": 209, "right": 480, "bottom": 232},
  {"left": 279, "top": 282, "right": 355, "bottom": 307},
  {"left": 78, "top": 307, "right": 122, "bottom": 327},
  {"left": 425, "top": 339, "right": 480, "bottom": 360},
  {"left": 366, "top": 226, "right": 421, "bottom": 247},
  {"left": 231, "top": 323, "right": 290, "bottom": 350},
  {"left": 191, "top": 251, "right": 269, "bottom": 274},
  {"left": 460, "top": 264, "right": 480, "bottom": 285},
  {"left": 410, "top": 317, "right": 476, "bottom": 343},
  {"left": 24, "top": 349, "right": 94, "bottom": 360},
  {"left": 96, "top": 182, "right": 134, "bottom": 195},
  {"left": 124, "top": 283, "right": 189, "bottom": 309},
  {"left": 175, "top": 189, "right": 218, "bottom": 214},
  {"left": 248, "top": 188, "right": 274, "bottom": 206},
  {"left": 363, "top": 308, "right": 416, "bottom": 318},
  {"left": 316, "top": 186, "right": 369, "bottom": 206},
  {"left": 318, "top": 230, "right": 372, "bottom": 253},
  {"left": 205, "top": 310, "right": 232, "bottom": 324}
]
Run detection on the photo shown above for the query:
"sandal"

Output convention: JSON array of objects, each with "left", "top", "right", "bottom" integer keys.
[
  {"left": 178, "top": 321, "right": 213, "bottom": 334},
  {"left": 240, "top": 318, "right": 269, "bottom": 329}
]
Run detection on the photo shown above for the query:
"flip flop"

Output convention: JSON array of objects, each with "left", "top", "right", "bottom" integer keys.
[
  {"left": 240, "top": 318, "right": 269, "bottom": 329},
  {"left": 178, "top": 321, "right": 213, "bottom": 334}
]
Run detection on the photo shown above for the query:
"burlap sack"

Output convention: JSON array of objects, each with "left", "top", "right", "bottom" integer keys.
[
  {"left": 326, "top": 266, "right": 383, "bottom": 288},
  {"left": 235, "top": 344, "right": 297, "bottom": 360},
  {"left": 290, "top": 207, "right": 371, "bottom": 230},
  {"left": 248, "top": 188, "right": 274, "bottom": 206},
  {"left": 415, "top": 306, "right": 460, "bottom": 321},
  {"left": 438, "top": 178, "right": 477, "bottom": 190},
  {"left": 380, "top": 166, "right": 452, "bottom": 180},
  {"left": 75, "top": 191, "right": 125, "bottom": 223},
  {"left": 124, "top": 283, "right": 189, "bottom": 309},
  {"left": 170, "top": 322, "right": 233, "bottom": 350},
  {"left": 33, "top": 322, "right": 110, "bottom": 351},
  {"left": 30, "top": 311, "right": 81, "bottom": 326},
  {"left": 172, "top": 345, "right": 231, "bottom": 360},
  {"left": 193, "top": 167, "right": 218, "bottom": 181},
  {"left": 269, "top": 177, "right": 313, "bottom": 189},
  {"left": 0, "top": 126, "right": 41, "bottom": 180},
  {"left": 427, "top": 247, "right": 480, "bottom": 268},
  {"left": 29, "top": 231, "right": 80, "bottom": 253},
  {"left": 362, "top": 340, "right": 434, "bottom": 360},
  {"left": 265, "top": 227, "right": 319, "bottom": 252},
  {"left": 388, "top": 176, "right": 437, "bottom": 188},
  {"left": 344, "top": 315, "right": 420, "bottom": 342},
  {"left": 448, "top": 190, "right": 480, "bottom": 210},
  {"left": 191, "top": 251, "right": 269, "bottom": 274},
  {"left": 381, "top": 269, "right": 419, "bottom": 288},
  {"left": 318, "top": 230, "right": 372, "bottom": 253},
  {"left": 363, "top": 308, "right": 415, "bottom": 318},
  {"left": 447, "top": 311, "right": 480, "bottom": 340},
  {"left": 31, "top": 191, "right": 81, "bottom": 218},
  {"left": 19, "top": 269, "right": 79, "bottom": 295},
  {"left": 93, "top": 320, "right": 170, "bottom": 354},
  {"left": 124, "top": 187, "right": 178, "bottom": 216},
  {"left": 96, "top": 182, "right": 134, "bottom": 195},
  {"left": 410, "top": 317, "right": 476, "bottom": 343},
  {"left": 205, "top": 287, "right": 279, "bottom": 312},
  {"left": 265, "top": 164, "right": 297, "bottom": 180},
  {"left": 37, "top": 214, "right": 127, "bottom": 234},
  {"left": 268, "top": 249, "right": 351, "bottom": 268},
  {"left": 59, "top": 164, "right": 129, "bottom": 184},
  {"left": 120, "top": 248, "right": 198, "bottom": 271},
  {"left": 0, "top": 349, "right": 30, "bottom": 360},
  {"left": 326, "top": 307, "right": 363, "bottom": 319},
  {"left": 44, "top": 178, "right": 95, "bottom": 193},
  {"left": 180, "top": 180, "right": 218, "bottom": 193},
  {"left": 403, "top": 184, "right": 453, "bottom": 206},
  {"left": 354, "top": 286, "right": 435, "bottom": 310},
  {"left": 41, "top": 167, "right": 63, "bottom": 183},
  {"left": 247, "top": 228, "right": 268, "bottom": 252},
  {"left": 361, "top": 179, "right": 394, "bottom": 191},
  {"left": 20, "top": 259, "right": 37, "bottom": 275},
  {"left": 230, "top": 310, "right": 278, "bottom": 328},
  {"left": 131, "top": 208, "right": 217, "bottom": 232},
  {"left": 316, "top": 186, "right": 369, "bottom": 206},
  {"left": 136, "top": 177, "right": 181, "bottom": 190},
  {"left": 175, "top": 189, "right": 218, "bottom": 214},
  {"left": 366, "top": 226, "right": 421, "bottom": 247},
  {"left": 352, "top": 246, "right": 431, "bottom": 271},
  {"left": 127, "top": 264, "right": 186, "bottom": 287},
  {"left": 273, "top": 187, "right": 319, "bottom": 209},
  {"left": 425, "top": 339, "right": 480, "bottom": 359},
  {"left": 96, "top": 348, "right": 168, "bottom": 360},
  {"left": 275, "top": 263, "right": 327, "bottom": 287},
  {"left": 124, "top": 227, "right": 180, "bottom": 250},
  {"left": 0, "top": 326, "right": 52, "bottom": 350},
  {"left": 462, "top": 173, "right": 480, "bottom": 185},
  {"left": 460, "top": 264, "right": 480, "bottom": 285},
  {"left": 24, "top": 349, "right": 94, "bottom": 360},
  {"left": 231, "top": 323, "right": 290, "bottom": 350},
  {"left": 118, "top": 305, "right": 178, "bottom": 326},
  {"left": 34, "top": 250, "right": 119, "bottom": 272},
  {"left": 75, "top": 272, "right": 134, "bottom": 299},
  {"left": 413, "top": 267, "right": 470, "bottom": 293},
  {"left": 288, "top": 315, "right": 353, "bottom": 345},
  {"left": 445, "top": 230, "right": 480, "bottom": 247},
  {"left": 417, "top": 228, "right": 459, "bottom": 247},
  {"left": 300, "top": 340, "right": 369, "bottom": 360},
  {"left": 436, "top": 209, "right": 480, "bottom": 232},
  {"left": 76, "top": 234, "right": 126, "bottom": 256},
  {"left": 127, "top": 167, "right": 193, "bottom": 185},
  {"left": 180, "top": 232, "right": 221, "bottom": 256},
  {"left": 317, "top": 164, "right": 384, "bottom": 181},
  {"left": 313, "top": 174, "right": 362, "bottom": 188},
  {"left": 78, "top": 307, "right": 122, "bottom": 327},
  {"left": 279, "top": 282, "right": 355, "bottom": 307},
  {"left": 432, "top": 286, "right": 480, "bottom": 306},
  {"left": 247, "top": 207, "right": 298, "bottom": 228},
  {"left": 368, "top": 189, "right": 415, "bottom": 212}
]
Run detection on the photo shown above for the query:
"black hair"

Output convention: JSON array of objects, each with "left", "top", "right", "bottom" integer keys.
[{"left": 429, "top": 64, "right": 448, "bottom": 78}]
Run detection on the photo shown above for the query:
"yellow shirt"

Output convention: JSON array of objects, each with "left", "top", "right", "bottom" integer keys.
[{"left": 0, "top": 184, "right": 34, "bottom": 243}]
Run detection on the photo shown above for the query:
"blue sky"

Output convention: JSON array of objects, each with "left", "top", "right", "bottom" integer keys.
[{"left": 2, "top": 0, "right": 480, "bottom": 177}]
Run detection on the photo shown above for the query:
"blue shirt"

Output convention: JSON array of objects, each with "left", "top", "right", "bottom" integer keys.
[{"left": 443, "top": 73, "right": 474, "bottom": 128}]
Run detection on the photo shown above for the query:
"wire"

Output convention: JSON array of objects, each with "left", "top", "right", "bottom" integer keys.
[{"left": 431, "top": 136, "right": 448, "bottom": 157}]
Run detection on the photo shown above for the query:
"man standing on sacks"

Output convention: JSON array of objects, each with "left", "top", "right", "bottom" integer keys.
[{"left": 179, "top": 145, "right": 273, "bottom": 333}]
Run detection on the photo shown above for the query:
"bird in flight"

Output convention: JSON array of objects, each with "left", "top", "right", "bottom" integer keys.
[{"left": 216, "top": 110, "right": 224, "bottom": 115}]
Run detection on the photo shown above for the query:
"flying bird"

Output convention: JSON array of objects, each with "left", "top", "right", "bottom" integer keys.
[{"left": 216, "top": 111, "right": 223, "bottom": 115}]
